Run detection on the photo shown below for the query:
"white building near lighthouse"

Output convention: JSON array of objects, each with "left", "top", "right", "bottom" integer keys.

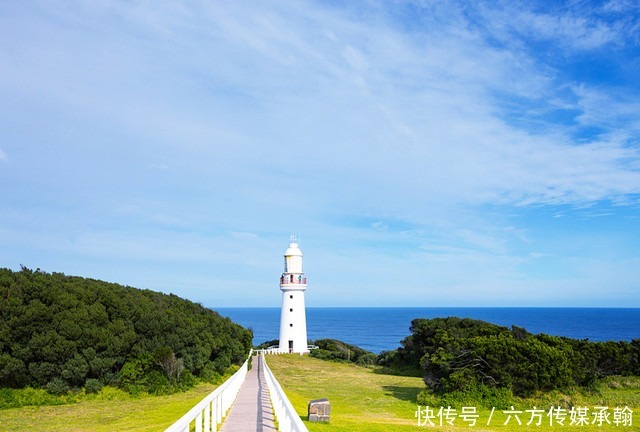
[{"left": 278, "top": 238, "right": 309, "bottom": 354}]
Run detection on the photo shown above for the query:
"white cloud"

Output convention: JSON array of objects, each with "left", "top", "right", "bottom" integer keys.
[
  {"left": 0, "top": 149, "right": 6, "bottom": 162},
  {"left": 1, "top": 1, "right": 640, "bottom": 306},
  {"left": 602, "top": 0, "right": 640, "bottom": 13},
  {"left": 3, "top": 0, "right": 637, "bottom": 213},
  {"left": 573, "top": 85, "right": 640, "bottom": 131},
  {"left": 522, "top": 12, "right": 620, "bottom": 49},
  {"left": 477, "top": 1, "right": 630, "bottom": 51}
]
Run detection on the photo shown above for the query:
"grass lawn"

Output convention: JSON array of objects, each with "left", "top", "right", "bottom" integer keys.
[
  {"left": 266, "top": 354, "right": 430, "bottom": 432},
  {"left": 265, "top": 355, "right": 638, "bottom": 432},
  {"left": 0, "top": 383, "right": 217, "bottom": 432},
  {"left": 1, "top": 357, "right": 637, "bottom": 431}
]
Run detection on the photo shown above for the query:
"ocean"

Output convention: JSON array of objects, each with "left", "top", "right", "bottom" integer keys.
[{"left": 216, "top": 307, "right": 640, "bottom": 354}]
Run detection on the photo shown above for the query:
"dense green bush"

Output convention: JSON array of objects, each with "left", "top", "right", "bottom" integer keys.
[
  {"left": 310, "top": 339, "right": 377, "bottom": 366},
  {"left": 0, "top": 267, "right": 252, "bottom": 395},
  {"left": 378, "top": 317, "right": 640, "bottom": 397},
  {"left": 84, "top": 378, "right": 102, "bottom": 394},
  {"left": 255, "top": 339, "right": 280, "bottom": 349},
  {"left": 0, "top": 386, "right": 74, "bottom": 409},
  {"left": 257, "top": 338, "right": 377, "bottom": 366},
  {"left": 45, "top": 378, "right": 69, "bottom": 396},
  {"left": 418, "top": 383, "right": 515, "bottom": 409}
]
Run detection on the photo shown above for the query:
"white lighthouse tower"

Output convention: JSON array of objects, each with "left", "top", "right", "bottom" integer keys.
[{"left": 278, "top": 237, "right": 309, "bottom": 354}]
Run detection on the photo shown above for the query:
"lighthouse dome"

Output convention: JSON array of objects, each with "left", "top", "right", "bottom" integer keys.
[
  {"left": 284, "top": 243, "right": 303, "bottom": 257},
  {"left": 283, "top": 242, "right": 304, "bottom": 274}
]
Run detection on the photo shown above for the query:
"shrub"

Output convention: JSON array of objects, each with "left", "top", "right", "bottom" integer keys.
[
  {"left": 255, "top": 339, "right": 279, "bottom": 349},
  {"left": 310, "top": 339, "right": 376, "bottom": 365},
  {"left": 46, "top": 378, "right": 69, "bottom": 396},
  {"left": 417, "top": 384, "right": 515, "bottom": 409},
  {"left": 0, "top": 386, "right": 71, "bottom": 409},
  {"left": 118, "top": 357, "right": 149, "bottom": 392},
  {"left": 199, "top": 365, "right": 223, "bottom": 384},
  {"left": 85, "top": 378, "right": 103, "bottom": 394},
  {"left": 356, "top": 353, "right": 377, "bottom": 366},
  {"left": 146, "top": 371, "right": 171, "bottom": 395},
  {"left": 384, "top": 317, "right": 640, "bottom": 397},
  {"left": 0, "top": 354, "right": 27, "bottom": 388},
  {"left": 61, "top": 354, "right": 89, "bottom": 387},
  {"left": 178, "top": 370, "right": 197, "bottom": 389}
]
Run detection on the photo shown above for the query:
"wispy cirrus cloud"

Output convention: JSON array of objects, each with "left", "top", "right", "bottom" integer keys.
[
  {"left": 511, "top": 11, "right": 622, "bottom": 50},
  {"left": 1, "top": 1, "right": 640, "bottom": 306},
  {"left": 476, "top": 0, "right": 638, "bottom": 51},
  {"left": 573, "top": 85, "right": 640, "bottom": 132}
]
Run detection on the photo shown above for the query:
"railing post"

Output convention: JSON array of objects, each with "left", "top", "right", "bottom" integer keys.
[
  {"left": 195, "top": 412, "right": 202, "bottom": 432},
  {"left": 211, "top": 395, "right": 217, "bottom": 429},
  {"left": 204, "top": 401, "right": 210, "bottom": 432},
  {"left": 216, "top": 389, "right": 222, "bottom": 423}
]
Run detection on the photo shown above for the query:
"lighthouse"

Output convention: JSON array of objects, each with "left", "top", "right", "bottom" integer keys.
[{"left": 278, "top": 237, "right": 309, "bottom": 354}]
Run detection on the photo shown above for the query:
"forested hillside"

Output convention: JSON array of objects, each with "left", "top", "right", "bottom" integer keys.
[
  {"left": 0, "top": 267, "right": 251, "bottom": 395},
  {"left": 310, "top": 338, "right": 378, "bottom": 365},
  {"left": 378, "top": 317, "right": 640, "bottom": 397}
]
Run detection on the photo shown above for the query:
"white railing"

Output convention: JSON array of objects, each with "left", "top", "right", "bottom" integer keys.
[
  {"left": 254, "top": 346, "right": 280, "bottom": 355},
  {"left": 255, "top": 345, "right": 318, "bottom": 355},
  {"left": 261, "top": 355, "right": 309, "bottom": 432},
  {"left": 164, "top": 350, "right": 253, "bottom": 432}
]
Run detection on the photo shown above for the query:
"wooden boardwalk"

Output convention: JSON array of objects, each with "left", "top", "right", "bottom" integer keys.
[{"left": 219, "top": 356, "right": 276, "bottom": 432}]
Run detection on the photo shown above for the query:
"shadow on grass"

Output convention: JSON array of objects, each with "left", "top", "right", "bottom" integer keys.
[{"left": 381, "top": 385, "right": 422, "bottom": 403}]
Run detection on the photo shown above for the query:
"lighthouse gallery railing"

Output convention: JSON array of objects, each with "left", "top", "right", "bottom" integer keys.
[{"left": 164, "top": 350, "right": 252, "bottom": 432}]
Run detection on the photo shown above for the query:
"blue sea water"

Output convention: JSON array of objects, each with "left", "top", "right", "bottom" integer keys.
[{"left": 216, "top": 307, "right": 640, "bottom": 354}]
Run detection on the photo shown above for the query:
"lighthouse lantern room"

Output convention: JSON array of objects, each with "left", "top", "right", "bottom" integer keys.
[{"left": 278, "top": 237, "right": 309, "bottom": 354}]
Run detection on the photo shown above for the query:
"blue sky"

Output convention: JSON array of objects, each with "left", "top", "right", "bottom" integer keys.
[{"left": 1, "top": 0, "right": 639, "bottom": 307}]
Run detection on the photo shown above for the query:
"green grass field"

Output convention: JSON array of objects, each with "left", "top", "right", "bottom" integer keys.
[
  {"left": 265, "top": 355, "right": 639, "bottom": 432},
  {"left": 1, "top": 356, "right": 637, "bottom": 431},
  {"left": 0, "top": 383, "right": 217, "bottom": 432}
]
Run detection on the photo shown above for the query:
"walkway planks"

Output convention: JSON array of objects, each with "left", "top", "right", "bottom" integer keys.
[{"left": 219, "top": 356, "right": 276, "bottom": 432}]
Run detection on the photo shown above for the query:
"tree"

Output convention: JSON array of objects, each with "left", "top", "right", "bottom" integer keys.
[
  {"left": 378, "top": 317, "right": 640, "bottom": 397},
  {"left": 0, "top": 267, "right": 252, "bottom": 394},
  {"left": 155, "top": 347, "right": 184, "bottom": 385}
]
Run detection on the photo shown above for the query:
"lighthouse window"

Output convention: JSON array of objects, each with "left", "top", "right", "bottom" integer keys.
[
  {"left": 289, "top": 295, "right": 293, "bottom": 299},
  {"left": 289, "top": 323, "right": 293, "bottom": 327},
  {"left": 289, "top": 308, "right": 293, "bottom": 312}
]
